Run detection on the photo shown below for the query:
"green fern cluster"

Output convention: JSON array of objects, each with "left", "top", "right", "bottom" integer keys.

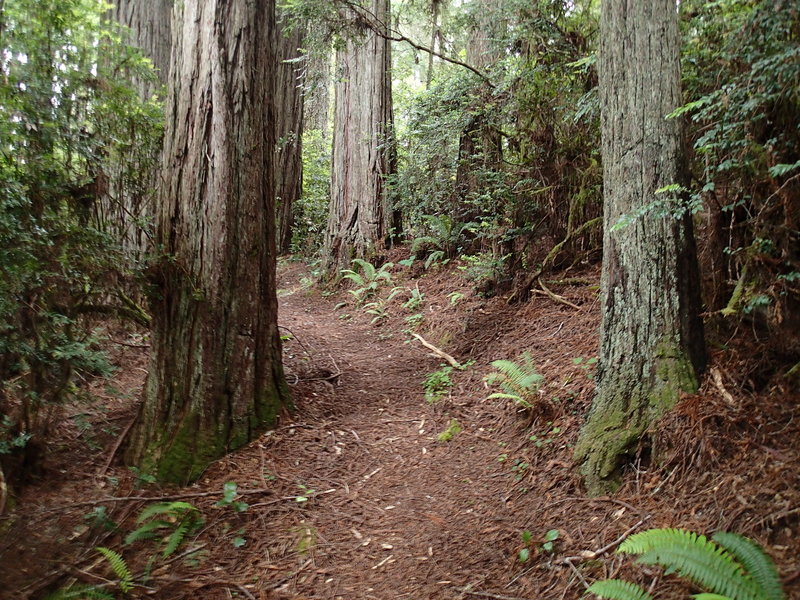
[
  {"left": 45, "top": 547, "right": 131, "bottom": 599},
  {"left": 410, "top": 214, "right": 473, "bottom": 263},
  {"left": 340, "top": 258, "right": 394, "bottom": 305},
  {"left": 125, "top": 501, "right": 202, "bottom": 558},
  {"left": 484, "top": 352, "right": 543, "bottom": 409},
  {"left": 587, "top": 528, "right": 784, "bottom": 600},
  {"left": 97, "top": 547, "right": 133, "bottom": 593},
  {"left": 46, "top": 584, "right": 116, "bottom": 600}
]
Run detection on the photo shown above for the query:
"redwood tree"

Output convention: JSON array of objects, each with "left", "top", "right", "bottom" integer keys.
[
  {"left": 275, "top": 13, "right": 305, "bottom": 255},
  {"left": 125, "top": 0, "right": 289, "bottom": 484},
  {"left": 574, "top": 0, "right": 706, "bottom": 495},
  {"left": 102, "top": 0, "right": 172, "bottom": 263},
  {"left": 323, "top": 0, "right": 395, "bottom": 273}
]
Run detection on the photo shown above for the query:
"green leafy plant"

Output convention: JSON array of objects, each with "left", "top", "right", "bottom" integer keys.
[
  {"left": 404, "top": 312, "right": 425, "bottom": 331},
  {"left": 83, "top": 506, "right": 118, "bottom": 532},
  {"left": 457, "top": 252, "right": 510, "bottom": 294},
  {"left": 518, "top": 528, "right": 560, "bottom": 562},
  {"left": 519, "top": 530, "right": 534, "bottom": 562},
  {"left": 295, "top": 484, "right": 315, "bottom": 503},
  {"left": 423, "top": 365, "right": 454, "bottom": 403},
  {"left": 402, "top": 286, "right": 425, "bottom": 311},
  {"left": 125, "top": 501, "right": 202, "bottom": 558},
  {"left": 409, "top": 214, "right": 473, "bottom": 264},
  {"left": 96, "top": 546, "right": 134, "bottom": 594},
  {"left": 529, "top": 424, "right": 562, "bottom": 448},
  {"left": 340, "top": 259, "right": 394, "bottom": 306},
  {"left": 214, "top": 482, "right": 249, "bottom": 513},
  {"left": 292, "top": 129, "right": 331, "bottom": 254},
  {"left": 573, "top": 356, "right": 599, "bottom": 379},
  {"left": 510, "top": 458, "right": 529, "bottom": 481},
  {"left": 541, "top": 528, "right": 560, "bottom": 553},
  {"left": 437, "top": 418, "right": 463, "bottom": 442},
  {"left": 586, "top": 528, "right": 784, "bottom": 600},
  {"left": 363, "top": 300, "right": 390, "bottom": 324},
  {"left": 448, "top": 291, "right": 465, "bottom": 306},
  {"left": 128, "top": 466, "right": 157, "bottom": 488},
  {"left": 0, "top": 0, "right": 162, "bottom": 469},
  {"left": 484, "top": 352, "right": 544, "bottom": 410}
]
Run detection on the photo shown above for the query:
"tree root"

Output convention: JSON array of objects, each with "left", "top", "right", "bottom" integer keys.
[{"left": 508, "top": 217, "right": 601, "bottom": 304}]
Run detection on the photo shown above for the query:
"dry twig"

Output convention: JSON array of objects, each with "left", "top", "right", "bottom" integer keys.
[{"left": 411, "top": 333, "right": 462, "bottom": 369}]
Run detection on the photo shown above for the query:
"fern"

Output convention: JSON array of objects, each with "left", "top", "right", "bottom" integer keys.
[
  {"left": 341, "top": 269, "right": 366, "bottom": 287},
  {"left": 134, "top": 500, "right": 194, "bottom": 523},
  {"left": 711, "top": 532, "right": 784, "bottom": 600},
  {"left": 340, "top": 259, "right": 393, "bottom": 305},
  {"left": 96, "top": 547, "right": 133, "bottom": 593},
  {"left": 621, "top": 529, "right": 761, "bottom": 600},
  {"left": 410, "top": 234, "right": 441, "bottom": 254},
  {"left": 587, "top": 528, "right": 785, "bottom": 600},
  {"left": 586, "top": 579, "right": 654, "bottom": 600},
  {"left": 484, "top": 352, "right": 543, "bottom": 408},
  {"left": 126, "top": 501, "right": 201, "bottom": 558},
  {"left": 424, "top": 250, "right": 446, "bottom": 270},
  {"left": 124, "top": 519, "right": 170, "bottom": 544},
  {"left": 162, "top": 517, "right": 193, "bottom": 557},
  {"left": 45, "top": 584, "right": 116, "bottom": 600}
]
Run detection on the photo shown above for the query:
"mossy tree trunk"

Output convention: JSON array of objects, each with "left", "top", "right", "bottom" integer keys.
[
  {"left": 125, "top": 0, "right": 290, "bottom": 484},
  {"left": 323, "top": 0, "right": 395, "bottom": 274},
  {"left": 574, "top": 0, "right": 706, "bottom": 495}
]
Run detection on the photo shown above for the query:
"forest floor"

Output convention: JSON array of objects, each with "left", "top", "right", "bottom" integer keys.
[{"left": 1, "top": 254, "right": 799, "bottom": 600}]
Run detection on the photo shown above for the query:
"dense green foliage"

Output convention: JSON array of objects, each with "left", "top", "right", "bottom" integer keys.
[
  {"left": 679, "top": 0, "right": 799, "bottom": 328},
  {"left": 294, "top": 128, "right": 331, "bottom": 253},
  {"left": 587, "top": 528, "right": 784, "bottom": 600},
  {"left": 393, "top": 1, "right": 601, "bottom": 284},
  {"left": 0, "top": 0, "right": 162, "bottom": 471}
]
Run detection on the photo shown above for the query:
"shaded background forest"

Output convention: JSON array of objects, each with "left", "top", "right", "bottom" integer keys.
[{"left": 2, "top": 0, "right": 796, "bottom": 471}]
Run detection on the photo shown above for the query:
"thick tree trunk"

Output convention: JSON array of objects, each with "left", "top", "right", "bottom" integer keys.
[
  {"left": 303, "top": 27, "right": 331, "bottom": 137},
  {"left": 574, "top": 0, "right": 706, "bottom": 495},
  {"left": 454, "top": 6, "right": 502, "bottom": 222},
  {"left": 324, "top": 0, "right": 395, "bottom": 273},
  {"left": 275, "top": 15, "right": 305, "bottom": 255},
  {"left": 125, "top": 0, "right": 289, "bottom": 484},
  {"left": 425, "top": 0, "right": 441, "bottom": 89},
  {"left": 101, "top": 0, "right": 172, "bottom": 266},
  {"left": 112, "top": 0, "right": 172, "bottom": 95}
]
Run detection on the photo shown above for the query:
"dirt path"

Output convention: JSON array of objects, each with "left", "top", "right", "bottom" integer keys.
[
  {"left": 3, "top": 260, "right": 799, "bottom": 600},
  {"left": 187, "top": 262, "right": 601, "bottom": 600}
]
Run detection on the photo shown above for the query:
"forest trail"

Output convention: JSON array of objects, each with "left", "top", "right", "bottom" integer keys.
[
  {"left": 183, "top": 259, "right": 605, "bottom": 600},
  {"left": 2, "top": 259, "right": 799, "bottom": 600},
  {"left": 201, "top": 261, "right": 564, "bottom": 599}
]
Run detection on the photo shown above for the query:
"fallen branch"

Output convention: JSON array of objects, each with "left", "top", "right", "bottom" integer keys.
[
  {"left": 96, "top": 417, "right": 136, "bottom": 478},
  {"left": 710, "top": 367, "right": 736, "bottom": 406},
  {"left": 411, "top": 333, "right": 462, "bottom": 369},
  {"left": 462, "top": 590, "right": 530, "bottom": 600},
  {"left": 557, "top": 516, "right": 649, "bottom": 564},
  {"left": 42, "top": 487, "right": 275, "bottom": 513},
  {"left": 108, "top": 337, "right": 150, "bottom": 349},
  {"left": 508, "top": 217, "right": 601, "bottom": 304},
  {"left": 536, "top": 278, "right": 582, "bottom": 311}
]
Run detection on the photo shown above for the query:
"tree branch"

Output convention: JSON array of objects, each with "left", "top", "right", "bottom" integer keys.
[{"left": 340, "top": 0, "right": 492, "bottom": 85}]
